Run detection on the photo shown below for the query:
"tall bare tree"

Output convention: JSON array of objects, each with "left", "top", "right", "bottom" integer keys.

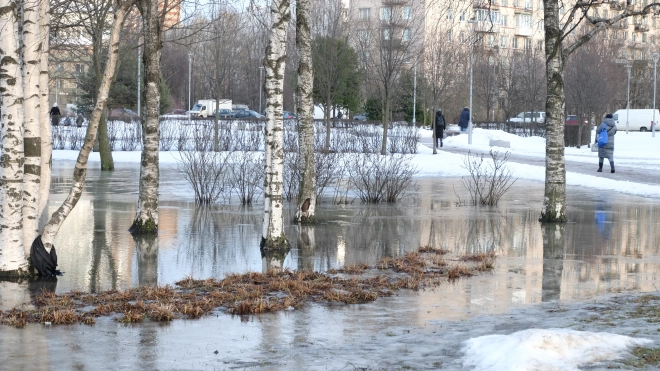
[
  {"left": 540, "top": 0, "right": 658, "bottom": 222},
  {"left": 261, "top": 0, "right": 291, "bottom": 251},
  {"left": 295, "top": 0, "right": 316, "bottom": 222}
]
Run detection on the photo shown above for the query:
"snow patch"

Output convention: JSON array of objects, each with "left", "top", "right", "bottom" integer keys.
[{"left": 462, "top": 328, "right": 652, "bottom": 371}]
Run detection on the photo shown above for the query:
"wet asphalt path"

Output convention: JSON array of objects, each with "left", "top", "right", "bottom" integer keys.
[{"left": 419, "top": 135, "right": 660, "bottom": 187}]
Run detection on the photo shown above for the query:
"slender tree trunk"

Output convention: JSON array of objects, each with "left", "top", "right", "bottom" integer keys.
[
  {"left": 380, "top": 93, "right": 391, "bottom": 155},
  {"left": 295, "top": 0, "right": 316, "bottom": 223},
  {"left": 0, "top": 0, "right": 27, "bottom": 274},
  {"left": 324, "top": 101, "right": 331, "bottom": 152},
  {"left": 130, "top": 0, "right": 161, "bottom": 234},
  {"left": 38, "top": 0, "right": 52, "bottom": 222},
  {"left": 98, "top": 114, "right": 114, "bottom": 170},
  {"left": 41, "top": 0, "right": 135, "bottom": 249},
  {"left": 539, "top": 0, "right": 567, "bottom": 223},
  {"left": 261, "top": 0, "right": 290, "bottom": 252},
  {"left": 21, "top": 0, "right": 43, "bottom": 255}
]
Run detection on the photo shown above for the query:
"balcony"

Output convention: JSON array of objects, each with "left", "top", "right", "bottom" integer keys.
[
  {"left": 382, "top": 0, "right": 408, "bottom": 4},
  {"left": 514, "top": 6, "right": 533, "bottom": 14},
  {"left": 474, "top": 22, "right": 500, "bottom": 33},
  {"left": 629, "top": 41, "right": 647, "bottom": 49},
  {"left": 514, "top": 27, "right": 533, "bottom": 37},
  {"left": 635, "top": 24, "right": 650, "bottom": 32},
  {"left": 611, "top": 21, "right": 628, "bottom": 29},
  {"left": 473, "top": 0, "right": 499, "bottom": 9}
]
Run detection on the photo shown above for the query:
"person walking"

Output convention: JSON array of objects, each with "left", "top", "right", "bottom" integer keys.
[
  {"left": 76, "top": 112, "right": 84, "bottom": 127},
  {"left": 434, "top": 108, "right": 446, "bottom": 147},
  {"left": 597, "top": 113, "right": 617, "bottom": 173},
  {"left": 50, "top": 103, "right": 61, "bottom": 126},
  {"left": 458, "top": 107, "right": 470, "bottom": 132}
]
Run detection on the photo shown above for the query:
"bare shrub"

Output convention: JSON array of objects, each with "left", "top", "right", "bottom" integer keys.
[
  {"left": 228, "top": 151, "right": 263, "bottom": 205},
  {"left": 388, "top": 126, "right": 419, "bottom": 154},
  {"left": 160, "top": 120, "right": 177, "bottom": 151},
  {"left": 68, "top": 126, "right": 86, "bottom": 150},
  {"left": 231, "top": 123, "right": 263, "bottom": 152},
  {"left": 120, "top": 121, "right": 141, "bottom": 151},
  {"left": 348, "top": 124, "right": 381, "bottom": 154},
  {"left": 315, "top": 151, "right": 344, "bottom": 197},
  {"left": 346, "top": 154, "right": 418, "bottom": 203},
  {"left": 283, "top": 126, "right": 298, "bottom": 153},
  {"left": 52, "top": 126, "right": 66, "bottom": 150},
  {"left": 107, "top": 120, "right": 119, "bottom": 150},
  {"left": 177, "top": 125, "right": 190, "bottom": 151},
  {"left": 176, "top": 148, "right": 233, "bottom": 204},
  {"left": 461, "top": 150, "right": 516, "bottom": 206},
  {"left": 282, "top": 151, "right": 299, "bottom": 200}
]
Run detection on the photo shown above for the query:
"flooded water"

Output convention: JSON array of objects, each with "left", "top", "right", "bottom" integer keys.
[{"left": 3, "top": 160, "right": 660, "bottom": 369}]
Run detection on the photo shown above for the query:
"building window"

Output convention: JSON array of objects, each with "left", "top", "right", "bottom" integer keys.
[
  {"left": 358, "top": 29, "right": 369, "bottom": 43},
  {"left": 488, "top": 34, "right": 495, "bottom": 46},
  {"left": 75, "top": 64, "right": 85, "bottom": 73},
  {"left": 447, "top": 29, "right": 453, "bottom": 41},
  {"left": 524, "top": 0, "right": 531, "bottom": 9},
  {"left": 513, "top": 0, "right": 519, "bottom": 7},
  {"left": 402, "top": 6, "right": 412, "bottom": 19},
  {"left": 501, "top": 15, "right": 508, "bottom": 26},
  {"left": 446, "top": 8, "right": 453, "bottom": 20},
  {"left": 402, "top": 28, "right": 411, "bottom": 41},
  {"left": 359, "top": 8, "right": 371, "bottom": 20},
  {"left": 632, "top": 33, "right": 636, "bottom": 42},
  {"left": 516, "top": 14, "right": 532, "bottom": 28},
  {"left": 524, "top": 38, "right": 531, "bottom": 49},
  {"left": 559, "top": 5, "right": 565, "bottom": 14},
  {"left": 536, "top": 39, "right": 543, "bottom": 50},
  {"left": 501, "top": 35, "right": 507, "bottom": 48},
  {"left": 460, "top": 31, "right": 466, "bottom": 42},
  {"left": 643, "top": 33, "right": 647, "bottom": 43},
  {"left": 537, "top": 20, "right": 543, "bottom": 30},
  {"left": 380, "top": 7, "right": 392, "bottom": 21},
  {"left": 623, "top": 31, "right": 627, "bottom": 40},
  {"left": 502, "top": 0, "right": 507, "bottom": 6},
  {"left": 460, "top": 11, "right": 466, "bottom": 21},
  {"left": 383, "top": 29, "right": 391, "bottom": 40},
  {"left": 537, "top": 0, "right": 542, "bottom": 9},
  {"left": 513, "top": 37, "right": 518, "bottom": 48}
]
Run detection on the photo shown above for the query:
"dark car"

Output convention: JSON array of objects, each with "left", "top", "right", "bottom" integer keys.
[
  {"left": 566, "top": 115, "right": 588, "bottom": 125},
  {"left": 167, "top": 109, "right": 187, "bottom": 116},
  {"left": 283, "top": 111, "right": 297, "bottom": 119},
  {"left": 234, "top": 109, "right": 264, "bottom": 119},
  {"left": 216, "top": 109, "right": 235, "bottom": 118},
  {"left": 109, "top": 107, "right": 139, "bottom": 121},
  {"left": 353, "top": 113, "right": 368, "bottom": 121}
]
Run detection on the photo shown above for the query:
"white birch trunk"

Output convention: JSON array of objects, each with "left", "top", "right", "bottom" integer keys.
[
  {"left": 0, "top": 0, "right": 27, "bottom": 274},
  {"left": 41, "top": 0, "right": 135, "bottom": 249},
  {"left": 261, "top": 0, "right": 290, "bottom": 251},
  {"left": 295, "top": 0, "right": 316, "bottom": 222},
  {"left": 130, "top": 0, "right": 161, "bottom": 234},
  {"left": 540, "top": 0, "right": 567, "bottom": 222},
  {"left": 21, "top": 0, "right": 43, "bottom": 255},
  {"left": 37, "top": 0, "right": 51, "bottom": 222}
]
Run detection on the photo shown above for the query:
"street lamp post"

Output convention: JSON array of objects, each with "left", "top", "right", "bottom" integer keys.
[
  {"left": 468, "top": 22, "right": 476, "bottom": 145},
  {"left": 412, "top": 63, "right": 417, "bottom": 127},
  {"left": 626, "top": 64, "right": 632, "bottom": 134},
  {"left": 653, "top": 53, "right": 659, "bottom": 137},
  {"left": 188, "top": 52, "right": 193, "bottom": 123},
  {"left": 259, "top": 66, "right": 264, "bottom": 114}
]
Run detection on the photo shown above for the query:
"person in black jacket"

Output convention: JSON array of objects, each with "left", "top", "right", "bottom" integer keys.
[
  {"left": 50, "top": 103, "right": 61, "bottom": 126},
  {"left": 458, "top": 107, "right": 470, "bottom": 132},
  {"left": 435, "top": 109, "right": 446, "bottom": 147}
]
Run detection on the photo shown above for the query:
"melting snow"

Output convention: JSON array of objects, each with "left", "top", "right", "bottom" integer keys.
[{"left": 462, "top": 328, "right": 652, "bottom": 371}]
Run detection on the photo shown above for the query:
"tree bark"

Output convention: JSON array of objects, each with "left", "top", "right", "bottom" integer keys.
[
  {"left": 21, "top": 0, "right": 43, "bottom": 255},
  {"left": 0, "top": 0, "right": 27, "bottom": 274},
  {"left": 295, "top": 0, "right": 316, "bottom": 223},
  {"left": 38, "top": 0, "right": 52, "bottom": 223},
  {"left": 130, "top": 0, "right": 161, "bottom": 235},
  {"left": 41, "top": 0, "right": 135, "bottom": 249},
  {"left": 540, "top": 0, "right": 567, "bottom": 223},
  {"left": 261, "top": 0, "right": 290, "bottom": 252}
]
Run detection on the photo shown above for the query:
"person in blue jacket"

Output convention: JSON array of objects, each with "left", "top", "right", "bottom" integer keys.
[{"left": 458, "top": 107, "right": 470, "bottom": 132}]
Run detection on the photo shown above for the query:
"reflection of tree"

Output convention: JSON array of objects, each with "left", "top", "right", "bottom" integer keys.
[
  {"left": 541, "top": 224, "right": 565, "bottom": 302},
  {"left": 89, "top": 170, "right": 119, "bottom": 293},
  {"left": 297, "top": 226, "right": 316, "bottom": 271},
  {"left": 262, "top": 247, "right": 290, "bottom": 273},
  {"left": 134, "top": 235, "right": 158, "bottom": 287}
]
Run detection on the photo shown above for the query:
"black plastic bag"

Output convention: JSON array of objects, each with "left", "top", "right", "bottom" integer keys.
[{"left": 30, "top": 236, "right": 61, "bottom": 276}]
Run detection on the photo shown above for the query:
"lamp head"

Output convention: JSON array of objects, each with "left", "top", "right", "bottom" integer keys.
[{"left": 652, "top": 53, "right": 660, "bottom": 63}]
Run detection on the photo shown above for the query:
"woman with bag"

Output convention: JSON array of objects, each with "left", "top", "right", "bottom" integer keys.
[
  {"left": 597, "top": 113, "right": 617, "bottom": 173},
  {"left": 435, "top": 108, "right": 446, "bottom": 147}
]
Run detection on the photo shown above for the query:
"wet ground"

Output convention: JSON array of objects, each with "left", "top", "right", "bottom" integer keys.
[{"left": 2, "top": 159, "right": 660, "bottom": 369}]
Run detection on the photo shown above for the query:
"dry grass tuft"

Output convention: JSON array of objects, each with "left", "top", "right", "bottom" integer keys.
[{"left": 1, "top": 245, "right": 497, "bottom": 327}]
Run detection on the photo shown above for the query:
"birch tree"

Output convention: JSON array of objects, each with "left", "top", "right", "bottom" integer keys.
[
  {"left": 261, "top": 0, "right": 290, "bottom": 252},
  {"left": 295, "top": 0, "right": 316, "bottom": 223},
  {"left": 540, "top": 0, "right": 658, "bottom": 222},
  {"left": 0, "top": 0, "right": 27, "bottom": 274},
  {"left": 129, "top": 0, "right": 163, "bottom": 234}
]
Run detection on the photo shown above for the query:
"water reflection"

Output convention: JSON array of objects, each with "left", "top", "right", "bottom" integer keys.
[
  {"left": 134, "top": 235, "right": 158, "bottom": 287},
  {"left": 541, "top": 224, "right": 564, "bottom": 302}
]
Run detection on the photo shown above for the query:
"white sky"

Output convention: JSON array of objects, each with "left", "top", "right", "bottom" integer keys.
[{"left": 49, "top": 125, "right": 660, "bottom": 368}]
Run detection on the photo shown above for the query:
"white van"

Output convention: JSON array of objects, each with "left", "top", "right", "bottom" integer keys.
[
  {"left": 612, "top": 109, "right": 660, "bottom": 132},
  {"left": 508, "top": 111, "right": 546, "bottom": 126}
]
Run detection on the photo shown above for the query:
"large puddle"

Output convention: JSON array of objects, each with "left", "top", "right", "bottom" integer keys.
[{"left": 2, "top": 160, "right": 660, "bottom": 369}]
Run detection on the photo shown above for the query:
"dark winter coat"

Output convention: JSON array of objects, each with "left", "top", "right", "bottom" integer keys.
[
  {"left": 50, "top": 106, "right": 61, "bottom": 116},
  {"left": 458, "top": 108, "right": 470, "bottom": 129},
  {"left": 435, "top": 110, "right": 445, "bottom": 137},
  {"left": 598, "top": 118, "right": 617, "bottom": 159}
]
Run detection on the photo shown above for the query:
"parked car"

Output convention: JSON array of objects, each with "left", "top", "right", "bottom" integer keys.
[
  {"left": 109, "top": 107, "right": 139, "bottom": 121},
  {"left": 283, "top": 111, "right": 297, "bottom": 119},
  {"left": 216, "top": 109, "right": 235, "bottom": 118},
  {"left": 353, "top": 113, "right": 368, "bottom": 121},
  {"left": 566, "top": 115, "right": 577, "bottom": 125},
  {"left": 234, "top": 109, "right": 264, "bottom": 119},
  {"left": 508, "top": 111, "right": 546, "bottom": 126}
]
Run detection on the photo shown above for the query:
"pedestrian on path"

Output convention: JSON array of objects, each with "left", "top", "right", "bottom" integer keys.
[
  {"left": 435, "top": 109, "right": 445, "bottom": 147},
  {"left": 597, "top": 113, "right": 617, "bottom": 173},
  {"left": 458, "top": 107, "right": 470, "bottom": 132},
  {"left": 50, "top": 103, "right": 61, "bottom": 126}
]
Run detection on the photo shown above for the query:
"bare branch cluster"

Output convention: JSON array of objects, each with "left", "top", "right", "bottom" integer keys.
[
  {"left": 345, "top": 154, "right": 419, "bottom": 203},
  {"left": 461, "top": 150, "right": 516, "bottom": 206}
]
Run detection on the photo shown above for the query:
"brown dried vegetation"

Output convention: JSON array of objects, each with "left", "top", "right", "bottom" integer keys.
[{"left": 0, "top": 247, "right": 496, "bottom": 327}]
